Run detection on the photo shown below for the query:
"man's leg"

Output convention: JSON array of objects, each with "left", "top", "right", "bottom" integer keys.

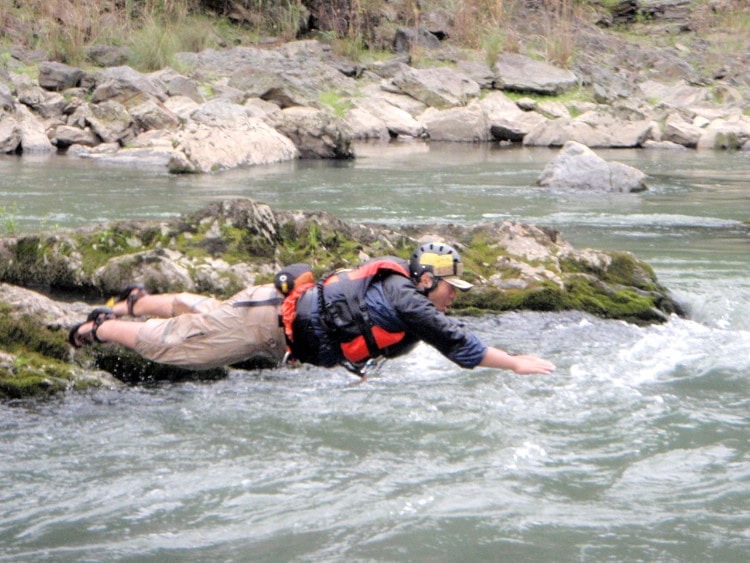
[
  {"left": 73, "top": 285, "right": 285, "bottom": 370},
  {"left": 111, "top": 291, "right": 221, "bottom": 318}
]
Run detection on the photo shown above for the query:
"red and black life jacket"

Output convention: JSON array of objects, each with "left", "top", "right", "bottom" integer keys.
[
  {"left": 317, "top": 258, "right": 411, "bottom": 365},
  {"left": 280, "top": 258, "right": 411, "bottom": 369}
]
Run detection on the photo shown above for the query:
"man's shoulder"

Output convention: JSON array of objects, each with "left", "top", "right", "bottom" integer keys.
[
  {"left": 381, "top": 270, "right": 415, "bottom": 288},
  {"left": 369, "top": 256, "right": 410, "bottom": 273}
]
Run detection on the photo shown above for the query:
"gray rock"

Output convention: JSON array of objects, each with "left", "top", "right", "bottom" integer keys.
[
  {"left": 91, "top": 66, "right": 167, "bottom": 105},
  {"left": 352, "top": 93, "right": 425, "bottom": 138},
  {"left": 393, "top": 28, "right": 441, "bottom": 53},
  {"left": 390, "top": 66, "right": 480, "bottom": 109},
  {"left": 170, "top": 101, "right": 299, "bottom": 173},
  {"left": 92, "top": 249, "right": 196, "bottom": 295},
  {"left": 343, "top": 107, "right": 390, "bottom": 140},
  {"left": 662, "top": 113, "right": 702, "bottom": 147},
  {"left": 16, "top": 104, "right": 54, "bottom": 153},
  {"left": 273, "top": 106, "right": 355, "bottom": 159},
  {"left": 86, "top": 45, "right": 130, "bottom": 67},
  {"left": 537, "top": 140, "right": 647, "bottom": 192},
  {"left": 38, "top": 61, "right": 83, "bottom": 92},
  {"left": 697, "top": 117, "right": 750, "bottom": 150},
  {"left": 524, "top": 115, "right": 653, "bottom": 148},
  {"left": 456, "top": 60, "right": 495, "bottom": 89},
  {"left": 0, "top": 110, "right": 21, "bottom": 153},
  {"left": 85, "top": 100, "right": 135, "bottom": 144},
  {"left": 129, "top": 99, "right": 181, "bottom": 131},
  {"left": 54, "top": 125, "right": 99, "bottom": 148},
  {"left": 418, "top": 102, "right": 490, "bottom": 142},
  {"left": 643, "top": 139, "right": 687, "bottom": 150},
  {"left": 494, "top": 53, "right": 578, "bottom": 95},
  {"left": 0, "top": 83, "right": 15, "bottom": 112}
]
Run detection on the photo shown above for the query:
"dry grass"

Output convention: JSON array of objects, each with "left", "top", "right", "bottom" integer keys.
[
  {"left": 691, "top": 0, "right": 750, "bottom": 51},
  {"left": 0, "top": 0, "right": 264, "bottom": 68},
  {"left": 0, "top": 0, "right": 746, "bottom": 74}
]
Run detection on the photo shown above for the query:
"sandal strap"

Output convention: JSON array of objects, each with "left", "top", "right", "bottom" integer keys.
[
  {"left": 115, "top": 284, "right": 149, "bottom": 316},
  {"left": 69, "top": 307, "right": 115, "bottom": 348},
  {"left": 87, "top": 307, "right": 116, "bottom": 343}
]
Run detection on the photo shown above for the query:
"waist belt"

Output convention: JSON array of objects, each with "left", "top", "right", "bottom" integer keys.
[{"left": 232, "top": 296, "right": 284, "bottom": 308}]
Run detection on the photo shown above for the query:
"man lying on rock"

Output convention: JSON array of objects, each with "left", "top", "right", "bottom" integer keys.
[{"left": 69, "top": 242, "right": 556, "bottom": 377}]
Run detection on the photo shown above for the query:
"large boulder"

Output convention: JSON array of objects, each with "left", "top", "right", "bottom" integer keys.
[
  {"left": 0, "top": 197, "right": 685, "bottom": 397},
  {"left": 393, "top": 27, "right": 441, "bottom": 53},
  {"left": 85, "top": 99, "right": 136, "bottom": 144},
  {"left": 351, "top": 88, "right": 426, "bottom": 138},
  {"left": 494, "top": 53, "right": 578, "bottom": 95},
  {"left": 16, "top": 104, "right": 54, "bottom": 153},
  {"left": 537, "top": 140, "right": 648, "bottom": 192},
  {"left": 91, "top": 65, "right": 167, "bottom": 105},
  {"left": 53, "top": 124, "right": 99, "bottom": 148},
  {"left": 38, "top": 61, "right": 84, "bottom": 91},
  {"left": 662, "top": 113, "right": 703, "bottom": 147},
  {"left": 0, "top": 109, "right": 21, "bottom": 153},
  {"left": 418, "top": 101, "right": 490, "bottom": 142},
  {"left": 169, "top": 101, "right": 299, "bottom": 173},
  {"left": 638, "top": 79, "right": 710, "bottom": 109},
  {"left": 128, "top": 99, "right": 181, "bottom": 131},
  {"left": 343, "top": 107, "right": 390, "bottom": 140},
  {"left": 177, "top": 42, "right": 358, "bottom": 108},
  {"left": 272, "top": 106, "right": 355, "bottom": 159},
  {"left": 390, "top": 66, "right": 481, "bottom": 109},
  {"left": 697, "top": 117, "right": 750, "bottom": 150},
  {"left": 523, "top": 115, "right": 654, "bottom": 148},
  {"left": 479, "top": 91, "right": 547, "bottom": 143}
]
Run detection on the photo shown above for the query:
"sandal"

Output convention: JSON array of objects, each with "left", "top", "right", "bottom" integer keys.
[
  {"left": 68, "top": 307, "right": 116, "bottom": 348},
  {"left": 108, "top": 283, "right": 149, "bottom": 317}
]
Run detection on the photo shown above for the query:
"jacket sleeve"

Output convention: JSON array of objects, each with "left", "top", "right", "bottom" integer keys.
[{"left": 382, "top": 276, "right": 487, "bottom": 368}]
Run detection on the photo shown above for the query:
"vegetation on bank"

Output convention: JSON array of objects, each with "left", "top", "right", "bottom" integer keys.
[{"left": 0, "top": 0, "right": 748, "bottom": 73}]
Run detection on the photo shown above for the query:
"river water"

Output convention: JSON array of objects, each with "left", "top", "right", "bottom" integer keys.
[{"left": 1, "top": 144, "right": 749, "bottom": 561}]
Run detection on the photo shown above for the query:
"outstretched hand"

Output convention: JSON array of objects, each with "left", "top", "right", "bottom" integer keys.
[
  {"left": 508, "top": 354, "right": 556, "bottom": 375},
  {"left": 479, "top": 347, "right": 556, "bottom": 375}
]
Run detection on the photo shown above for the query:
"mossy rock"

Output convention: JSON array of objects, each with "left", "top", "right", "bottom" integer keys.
[{"left": 1, "top": 198, "right": 686, "bottom": 399}]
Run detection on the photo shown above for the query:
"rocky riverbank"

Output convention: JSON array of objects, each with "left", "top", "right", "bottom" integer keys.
[
  {"left": 1, "top": 7, "right": 749, "bottom": 172},
  {"left": 0, "top": 198, "right": 685, "bottom": 399}
]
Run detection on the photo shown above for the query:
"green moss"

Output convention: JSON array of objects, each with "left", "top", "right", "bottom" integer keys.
[
  {"left": 0, "top": 302, "right": 106, "bottom": 399},
  {"left": 0, "top": 307, "right": 69, "bottom": 361},
  {"left": 460, "top": 233, "right": 547, "bottom": 286},
  {"left": 560, "top": 251, "right": 659, "bottom": 292},
  {"left": 502, "top": 86, "right": 593, "bottom": 106},
  {"left": 318, "top": 89, "right": 354, "bottom": 118},
  {"left": 0, "top": 368, "right": 61, "bottom": 399},
  {"left": 274, "top": 219, "right": 367, "bottom": 270},
  {"left": 0, "top": 351, "right": 83, "bottom": 399},
  {"left": 562, "top": 276, "right": 664, "bottom": 324},
  {"left": 454, "top": 269, "right": 666, "bottom": 324},
  {"left": 455, "top": 283, "right": 566, "bottom": 313}
]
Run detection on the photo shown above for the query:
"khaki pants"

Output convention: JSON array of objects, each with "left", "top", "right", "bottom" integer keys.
[{"left": 134, "top": 285, "right": 286, "bottom": 370}]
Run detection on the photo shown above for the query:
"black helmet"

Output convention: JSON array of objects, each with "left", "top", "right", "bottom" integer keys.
[{"left": 409, "top": 242, "right": 473, "bottom": 291}]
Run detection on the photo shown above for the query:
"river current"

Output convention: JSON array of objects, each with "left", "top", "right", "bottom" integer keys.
[{"left": 1, "top": 144, "right": 749, "bottom": 561}]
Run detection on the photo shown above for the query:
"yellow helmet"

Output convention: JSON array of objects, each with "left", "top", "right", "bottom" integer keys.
[{"left": 409, "top": 242, "right": 473, "bottom": 291}]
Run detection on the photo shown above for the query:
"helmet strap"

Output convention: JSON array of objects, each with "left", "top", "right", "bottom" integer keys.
[{"left": 420, "top": 272, "right": 440, "bottom": 295}]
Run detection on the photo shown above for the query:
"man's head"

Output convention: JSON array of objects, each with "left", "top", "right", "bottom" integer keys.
[{"left": 410, "top": 242, "right": 473, "bottom": 298}]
